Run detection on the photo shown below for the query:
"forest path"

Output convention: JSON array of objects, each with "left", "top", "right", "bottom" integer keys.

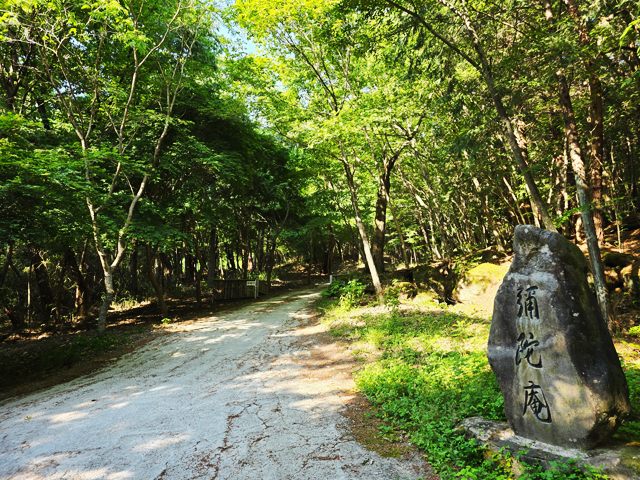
[{"left": 0, "top": 286, "right": 430, "bottom": 479}]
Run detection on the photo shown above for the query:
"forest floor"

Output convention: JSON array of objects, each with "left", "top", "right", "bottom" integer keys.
[{"left": 0, "top": 285, "right": 434, "bottom": 480}]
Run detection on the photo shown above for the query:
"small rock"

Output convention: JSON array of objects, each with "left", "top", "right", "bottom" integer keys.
[{"left": 453, "top": 263, "right": 510, "bottom": 314}]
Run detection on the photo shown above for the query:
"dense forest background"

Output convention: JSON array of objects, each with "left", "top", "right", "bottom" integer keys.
[{"left": 1, "top": 0, "right": 639, "bottom": 335}]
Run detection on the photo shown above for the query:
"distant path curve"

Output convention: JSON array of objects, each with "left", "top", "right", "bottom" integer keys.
[{"left": 0, "top": 287, "right": 430, "bottom": 479}]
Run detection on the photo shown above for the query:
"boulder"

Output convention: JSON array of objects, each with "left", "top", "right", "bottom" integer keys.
[
  {"left": 602, "top": 252, "right": 635, "bottom": 269},
  {"left": 454, "top": 263, "right": 510, "bottom": 314},
  {"left": 621, "top": 261, "right": 640, "bottom": 299},
  {"left": 621, "top": 212, "right": 640, "bottom": 231},
  {"left": 461, "top": 416, "right": 640, "bottom": 480},
  {"left": 488, "top": 225, "right": 631, "bottom": 450},
  {"left": 412, "top": 265, "right": 447, "bottom": 299}
]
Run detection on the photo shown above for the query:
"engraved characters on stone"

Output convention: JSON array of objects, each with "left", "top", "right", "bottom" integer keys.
[{"left": 516, "top": 285, "right": 551, "bottom": 424}]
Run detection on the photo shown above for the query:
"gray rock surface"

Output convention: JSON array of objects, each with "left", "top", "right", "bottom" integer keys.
[
  {"left": 488, "top": 225, "right": 630, "bottom": 449},
  {"left": 461, "top": 416, "right": 640, "bottom": 480}
]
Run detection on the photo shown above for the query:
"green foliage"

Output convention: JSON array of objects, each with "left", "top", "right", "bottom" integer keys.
[
  {"left": 519, "top": 459, "right": 607, "bottom": 480},
  {"left": 322, "top": 278, "right": 366, "bottom": 309},
  {"left": 628, "top": 326, "right": 640, "bottom": 337},
  {"left": 616, "top": 364, "right": 640, "bottom": 442},
  {"left": 322, "top": 295, "right": 618, "bottom": 479},
  {"left": 383, "top": 280, "right": 417, "bottom": 309}
]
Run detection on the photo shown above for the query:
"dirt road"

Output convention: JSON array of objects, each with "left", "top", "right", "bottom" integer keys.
[{"left": 0, "top": 287, "right": 430, "bottom": 479}]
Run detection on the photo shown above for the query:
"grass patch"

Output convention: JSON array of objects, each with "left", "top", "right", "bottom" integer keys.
[{"left": 318, "top": 291, "right": 634, "bottom": 479}]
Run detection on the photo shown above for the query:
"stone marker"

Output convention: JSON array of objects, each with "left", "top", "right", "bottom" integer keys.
[{"left": 488, "top": 225, "right": 631, "bottom": 450}]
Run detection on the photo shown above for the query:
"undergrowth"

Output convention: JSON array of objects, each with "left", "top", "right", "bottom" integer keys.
[
  {"left": 316, "top": 281, "right": 634, "bottom": 479},
  {"left": 0, "top": 331, "right": 133, "bottom": 389}
]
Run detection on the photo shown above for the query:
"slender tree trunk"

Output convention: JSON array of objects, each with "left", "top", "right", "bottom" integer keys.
[
  {"left": 426, "top": 209, "right": 442, "bottom": 259},
  {"left": 544, "top": 0, "right": 612, "bottom": 330},
  {"left": 589, "top": 76, "right": 605, "bottom": 244},
  {"left": 307, "top": 232, "right": 313, "bottom": 285},
  {"left": 625, "top": 137, "right": 638, "bottom": 209},
  {"left": 323, "top": 225, "right": 336, "bottom": 274},
  {"left": 558, "top": 73, "right": 613, "bottom": 330},
  {"left": 98, "top": 268, "right": 114, "bottom": 332},
  {"left": 502, "top": 176, "right": 527, "bottom": 225},
  {"left": 146, "top": 245, "right": 169, "bottom": 318},
  {"left": 130, "top": 242, "right": 138, "bottom": 297},
  {"left": 327, "top": 176, "right": 365, "bottom": 263},
  {"left": 65, "top": 249, "right": 87, "bottom": 317},
  {"left": 511, "top": 126, "right": 541, "bottom": 228},
  {"left": 371, "top": 172, "right": 391, "bottom": 273},
  {"left": 473, "top": 177, "right": 505, "bottom": 251},
  {"left": 417, "top": 164, "right": 453, "bottom": 257},
  {"left": 193, "top": 227, "right": 207, "bottom": 309},
  {"left": 208, "top": 226, "right": 217, "bottom": 287},
  {"left": 29, "top": 247, "right": 54, "bottom": 323},
  {"left": 341, "top": 147, "right": 383, "bottom": 298},
  {"left": 0, "top": 242, "right": 13, "bottom": 289}
]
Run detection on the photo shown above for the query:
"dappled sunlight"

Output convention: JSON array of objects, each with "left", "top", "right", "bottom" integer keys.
[
  {"left": 132, "top": 434, "right": 191, "bottom": 452},
  {"left": 0, "top": 287, "right": 378, "bottom": 479},
  {"left": 49, "top": 411, "right": 89, "bottom": 424},
  {"left": 204, "top": 332, "right": 249, "bottom": 344}
]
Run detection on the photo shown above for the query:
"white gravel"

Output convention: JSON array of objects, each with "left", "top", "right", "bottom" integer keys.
[{"left": 0, "top": 287, "right": 430, "bottom": 479}]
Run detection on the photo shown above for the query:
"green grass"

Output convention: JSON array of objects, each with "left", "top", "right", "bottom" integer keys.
[{"left": 317, "top": 290, "right": 623, "bottom": 480}]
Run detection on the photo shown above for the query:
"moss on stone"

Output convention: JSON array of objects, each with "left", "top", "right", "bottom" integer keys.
[
  {"left": 621, "top": 445, "right": 640, "bottom": 472},
  {"left": 463, "top": 263, "right": 510, "bottom": 285}
]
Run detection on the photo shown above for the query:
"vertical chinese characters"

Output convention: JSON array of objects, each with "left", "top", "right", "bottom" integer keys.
[{"left": 516, "top": 286, "right": 552, "bottom": 423}]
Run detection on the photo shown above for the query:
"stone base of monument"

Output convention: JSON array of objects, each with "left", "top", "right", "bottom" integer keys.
[{"left": 461, "top": 417, "right": 640, "bottom": 479}]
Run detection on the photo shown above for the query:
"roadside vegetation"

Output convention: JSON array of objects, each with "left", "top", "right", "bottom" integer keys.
[{"left": 318, "top": 278, "right": 640, "bottom": 479}]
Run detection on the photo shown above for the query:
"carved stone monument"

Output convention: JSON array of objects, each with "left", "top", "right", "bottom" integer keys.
[{"left": 488, "top": 225, "right": 631, "bottom": 450}]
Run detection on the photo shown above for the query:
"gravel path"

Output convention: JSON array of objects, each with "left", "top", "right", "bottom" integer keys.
[{"left": 0, "top": 287, "right": 430, "bottom": 480}]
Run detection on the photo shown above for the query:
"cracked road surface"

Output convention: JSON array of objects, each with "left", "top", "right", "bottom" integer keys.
[{"left": 0, "top": 287, "right": 431, "bottom": 479}]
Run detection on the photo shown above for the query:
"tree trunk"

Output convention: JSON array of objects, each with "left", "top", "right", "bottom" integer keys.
[
  {"left": 146, "top": 245, "right": 169, "bottom": 318},
  {"left": 193, "top": 229, "right": 206, "bottom": 309},
  {"left": 97, "top": 267, "right": 114, "bottom": 333},
  {"left": 417, "top": 164, "right": 453, "bottom": 257},
  {"left": 29, "top": 247, "right": 55, "bottom": 323},
  {"left": 130, "top": 242, "right": 138, "bottom": 297},
  {"left": 473, "top": 178, "right": 505, "bottom": 251},
  {"left": 307, "top": 232, "right": 313, "bottom": 285},
  {"left": 588, "top": 76, "right": 605, "bottom": 244},
  {"left": 371, "top": 173, "right": 390, "bottom": 273},
  {"left": 557, "top": 73, "right": 612, "bottom": 330},
  {"left": 341, "top": 148, "right": 383, "bottom": 298},
  {"left": 208, "top": 226, "right": 217, "bottom": 286},
  {"left": 544, "top": 0, "right": 612, "bottom": 330},
  {"left": 626, "top": 137, "right": 638, "bottom": 209},
  {"left": 65, "top": 249, "right": 87, "bottom": 317},
  {"left": 502, "top": 176, "right": 527, "bottom": 225},
  {"left": 323, "top": 225, "right": 336, "bottom": 274},
  {"left": 0, "top": 242, "right": 14, "bottom": 289},
  {"left": 512, "top": 123, "right": 542, "bottom": 228}
]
